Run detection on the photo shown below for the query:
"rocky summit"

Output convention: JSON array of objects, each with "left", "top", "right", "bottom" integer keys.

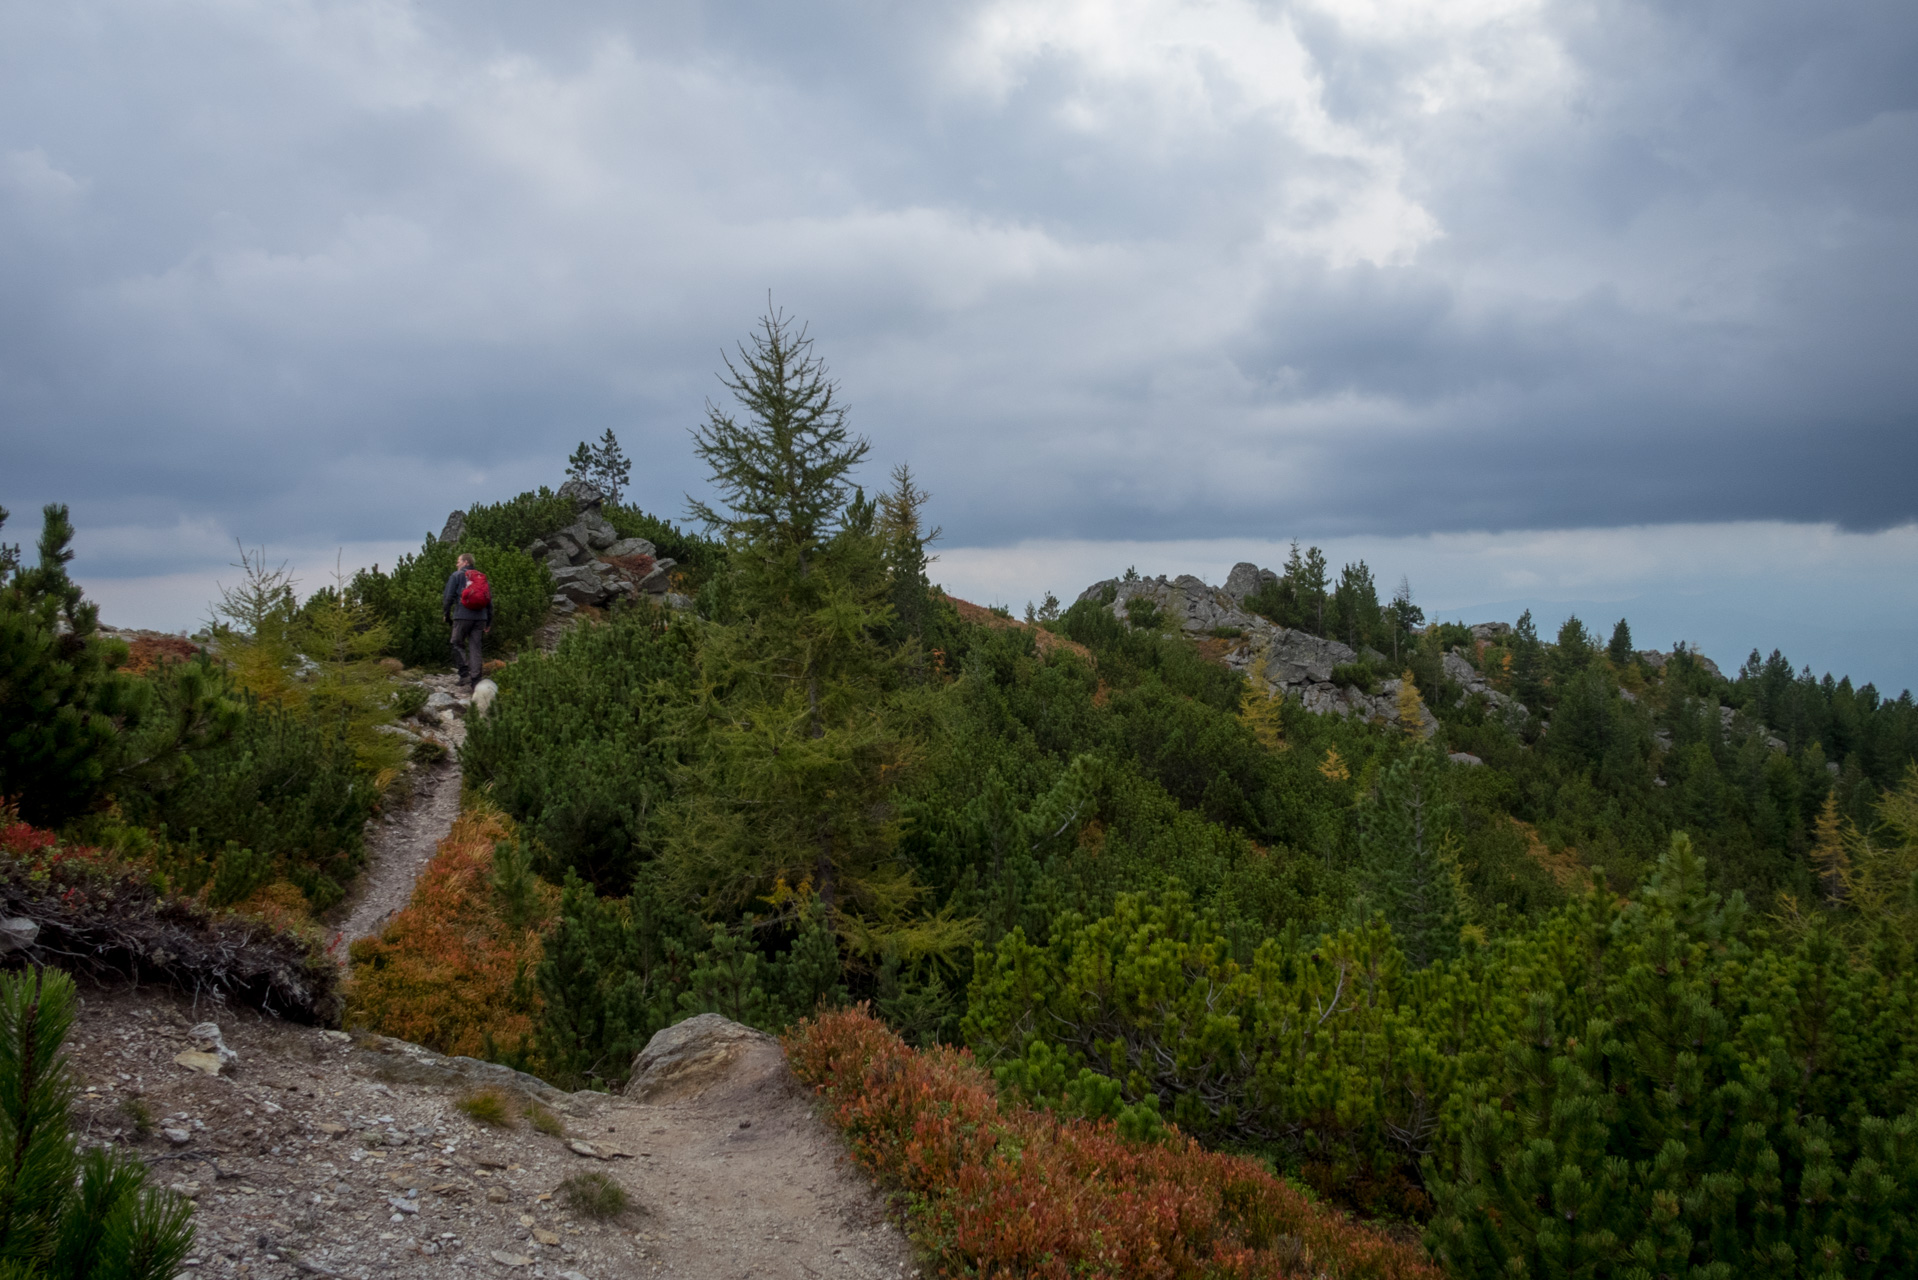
[{"left": 1077, "top": 564, "right": 1498, "bottom": 737}]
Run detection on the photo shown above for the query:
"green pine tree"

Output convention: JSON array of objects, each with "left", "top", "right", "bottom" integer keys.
[
  {"left": 1606, "top": 617, "right": 1634, "bottom": 666},
  {"left": 877, "top": 463, "right": 939, "bottom": 642},
  {"left": 1359, "top": 747, "right": 1464, "bottom": 967},
  {"left": 1, "top": 506, "right": 234, "bottom": 826},
  {"left": 0, "top": 968, "right": 196, "bottom": 1280},
  {"left": 588, "top": 430, "right": 632, "bottom": 504},
  {"left": 671, "top": 308, "right": 915, "bottom": 929}
]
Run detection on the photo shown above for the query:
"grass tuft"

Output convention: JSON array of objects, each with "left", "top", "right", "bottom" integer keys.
[
  {"left": 455, "top": 1087, "right": 514, "bottom": 1128},
  {"left": 524, "top": 1102, "right": 564, "bottom": 1136},
  {"left": 558, "top": 1172, "right": 628, "bottom": 1219},
  {"left": 119, "top": 1096, "right": 155, "bottom": 1138}
]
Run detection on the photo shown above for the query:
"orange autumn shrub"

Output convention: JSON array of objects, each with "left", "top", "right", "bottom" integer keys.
[
  {"left": 787, "top": 1008, "right": 1438, "bottom": 1280},
  {"left": 345, "top": 807, "right": 554, "bottom": 1058}
]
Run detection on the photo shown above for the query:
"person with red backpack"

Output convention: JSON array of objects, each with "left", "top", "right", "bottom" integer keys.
[{"left": 442, "top": 552, "right": 493, "bottom": 690}]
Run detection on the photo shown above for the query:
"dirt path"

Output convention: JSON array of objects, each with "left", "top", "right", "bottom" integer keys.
[
  {"left": 330, "top": 677, "right": 471, "bottom": 949},
  {"left": 64, "top": 987, "right": 919, "bottom": 1280}
]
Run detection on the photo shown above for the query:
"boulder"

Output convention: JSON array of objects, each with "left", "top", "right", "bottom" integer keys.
[
  {"left": 625, "top": 1014, "right": 786, "bottom": 1105},
  {"left": 1223, "top": 562, "right": 1276, "bottom": 600},
  {"left": 605, "top": 537, "right": 657, "bottom": 559},
  {"left": 1441, "top": 651, "right": 1478, "bottom": 686},
  {"left": 551, "top": 564, "right": 605, "bottom": 604},
  {"left": 1469, "top": 621, "right": 1510, "bottom": 642},
  {"left": 565, "top": 514, "right": 618, "bottom": 552},
  {"left": 439, "top": 511, "right": 466, "bottom": 544},
  {"left": 557, "top": 479, "right": 606, "bottom": 512},
  {"left": 634, "top": 559, "right": 676, "bottom": 594},
  {"left": 1252, "top": 627, "right": 1353, "bottom": 687},
  {"left": 544, "top": 532, "right": 583, "bottom": 564},
  {"left": 0, "top": 918, "right": 39, "bottom": 954}
]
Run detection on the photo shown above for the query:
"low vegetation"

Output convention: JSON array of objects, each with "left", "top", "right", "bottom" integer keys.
[
  {"left": 789, "top": 1006, "right": 1438, "bottom": 1280},
  {"left": 454, "top": 1087, "right": 514, "bottom": 1128},
  {"left": 557, "top": 1172, "right": 628, "bottom": 1220}
]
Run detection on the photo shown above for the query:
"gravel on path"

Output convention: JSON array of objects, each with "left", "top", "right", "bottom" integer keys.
[{"left": 65, "top": 984, "right": 918, "bottom": 1280}]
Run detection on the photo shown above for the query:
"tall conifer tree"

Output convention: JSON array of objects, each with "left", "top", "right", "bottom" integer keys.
[{"left": 673, "top": 309, "right": 910, "bottom": 927}]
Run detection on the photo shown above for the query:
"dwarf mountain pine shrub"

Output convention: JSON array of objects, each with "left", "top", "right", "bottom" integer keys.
[
  {"left": 0, "top": 967, "right": 196, "bottom": 1280},
  {"left": 352, "top": 536, "right": 550, "bottom": 670}
]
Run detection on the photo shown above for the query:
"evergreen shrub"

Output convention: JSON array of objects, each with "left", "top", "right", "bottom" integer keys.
[
  {"left": 461, "top": 605, "right": 694, "bottom": 888},
  {"left": 0, "top": 968, "right": 197, "bottom": 1280},
  {"left": 353, "top": 537, "right": 551, "bottom": 670},
  {"left": 116, "top": 689, "right": 377, "bottom": 912}
]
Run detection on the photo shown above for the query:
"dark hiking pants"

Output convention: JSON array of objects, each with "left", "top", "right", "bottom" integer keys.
[{"left": 450, "top": 619, "right": 485, "bottom": 684}]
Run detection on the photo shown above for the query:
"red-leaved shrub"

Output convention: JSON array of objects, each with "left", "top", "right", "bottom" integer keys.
[
  {"left": 345, "top": 807, "right": 552, "bottom": 1058},
  {"left": 786, "top": 1007, "right": 1438, "bottom": 1280}
]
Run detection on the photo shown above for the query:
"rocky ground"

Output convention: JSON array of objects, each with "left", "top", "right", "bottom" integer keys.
[{"left": 67, "top": 985, "right": 917, "bottom": 1280}]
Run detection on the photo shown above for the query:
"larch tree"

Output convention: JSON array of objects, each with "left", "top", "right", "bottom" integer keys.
[{"left": 671, "top": 308, "right": 913, "bottom": 933}]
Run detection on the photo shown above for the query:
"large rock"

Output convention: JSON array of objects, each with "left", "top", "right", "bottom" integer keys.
[
  {"left": 626, "top": 1014, "right": 786, "bottom": 1105},
  {"left": 1223, "top": 561, "right": 1278, "bottom": 601},
  {"left": 1074, "top": 569, "right": 1446, "bottom": 734},
  {"left": 439, "top": 511, "right": 466, "bottom": 544},
  {"left": 551, "top": 564, "right": 605, "bottom": 604},
  {"left": 557, "top": 479, "right": 606, "bottom": 512},
  {"left": 606, "top": 537, "right": 657, "bottom": 559}
]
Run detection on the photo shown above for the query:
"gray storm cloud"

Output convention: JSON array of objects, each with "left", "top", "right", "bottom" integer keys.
[{"left": 2, "top": 0, "right": 1915, "bottom": 576}]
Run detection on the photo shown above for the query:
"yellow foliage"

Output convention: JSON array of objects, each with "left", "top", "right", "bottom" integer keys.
[
  {"left": 1810, "top": 790, "right": 1849, "bottom": 905},
  {"left": 1828, "top": 768, "right": 1918, "bottom": 933},
  {"left": 1395, "top": 670, "right": 1427, "bottom": 737},
  {"left": 1319, "top": 747, "right": 1350, "bottom": 783},
  {"left": 1237, "top": 684, "right": 1288, "bottom": 752}
]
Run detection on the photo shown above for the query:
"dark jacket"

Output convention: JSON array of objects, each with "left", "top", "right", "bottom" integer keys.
[{"left": 443, "top": 568, "right": 494, "bottom": 624}]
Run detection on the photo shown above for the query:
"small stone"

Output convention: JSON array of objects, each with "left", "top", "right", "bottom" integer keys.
[
  {"left": 558, "top": 1272, "right": 589, "bottom": 1280},
  {"left": 533, "top": 1229, "right": 560, "bottom": 1246},
  {"left": 315, "top": 1123, "right": 346, "bottom": 1136},
  {"left": 162, "top": 1128, "right": 191, "bottom": 1146},
  {"left": 485, "top": 1187, "right": 510, "bottom": 1204},
  {"left": 490, "top": 1251, "right": 533, "bottom": 1268},
  {"left": 172, "top": 1052, "right": 223, "bottom": 1077},
  {"left": 168, "top": 1181, "right": 202, "bottom": 1199},
  {"left": 386, "top": 1197, "right": 418, "bottom": 1214},
  {"left": 566, "top": 1140, "right": 603, "bottom": 1159}
]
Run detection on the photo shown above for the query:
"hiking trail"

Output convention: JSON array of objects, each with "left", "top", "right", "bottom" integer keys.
[{"left": 331, "top": 675, "right": 471, "bottom": 949}]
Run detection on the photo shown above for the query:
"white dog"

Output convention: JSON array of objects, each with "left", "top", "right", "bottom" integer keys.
[{"left": 469, "top": 677, "right": 499, "bottom": 717}]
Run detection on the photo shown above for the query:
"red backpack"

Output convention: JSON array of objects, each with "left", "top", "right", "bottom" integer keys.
[{"left": 458, "top": 570, "right": 492, "bottom": 610}]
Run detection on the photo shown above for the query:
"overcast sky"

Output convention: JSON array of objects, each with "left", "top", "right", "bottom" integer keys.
[{"left": 5, "top": 1, "right": 1916, "bottom": 688}]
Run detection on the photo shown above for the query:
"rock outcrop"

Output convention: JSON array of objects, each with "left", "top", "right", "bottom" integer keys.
[
  {"left": 1076, "top": 567, "right": 1442, "bottom": 736},
  {"left": 522, "top": 491, "right": 681, "bottom": 616},
  {"left": 1439, "top": 650, "right": 1530, "bottom": 724}
]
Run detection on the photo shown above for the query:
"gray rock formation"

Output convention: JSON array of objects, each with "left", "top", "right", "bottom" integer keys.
[
  {"left": 439, "top": 511, "right": 466, "bottom": 544},
  {"left": 521, "top": 487, "right": 679, "bottom": 615},
  {"left": 1440, "top": 650, "right": 1530, "bottom": 725},
  {"left": 556, "top": 478, "right": 606, "bottom": 511},
  {"left": 1223, "top": 561, "right": 1278, "bottom": 601},
  {"left": 1074, "top": 570, "right": 1437, "bottom": 736}
]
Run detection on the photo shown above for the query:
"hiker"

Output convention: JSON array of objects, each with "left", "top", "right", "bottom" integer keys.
[{"left": 443, "top": 552, "right": 493, "bottom": 689}]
